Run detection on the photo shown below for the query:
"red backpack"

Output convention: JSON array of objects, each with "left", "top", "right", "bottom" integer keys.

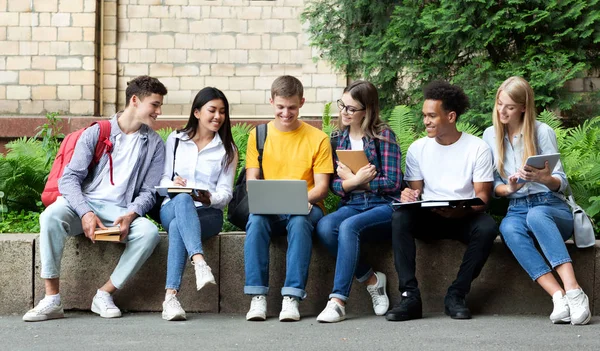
[{"left": 41, "top": 120, "right": 114, "bottom": 207}]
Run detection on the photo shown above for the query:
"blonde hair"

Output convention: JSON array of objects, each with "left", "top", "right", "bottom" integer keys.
[
  {"left": 337, "top": 80, "right": 389, "bottom": 141},
  {"left": 492, "top": 76, "right": 537, "bottom": 178}
]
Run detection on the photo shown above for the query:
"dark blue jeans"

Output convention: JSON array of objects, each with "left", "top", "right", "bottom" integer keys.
[{"left": 315, "top": 193, "right": 393, "bottom": 301}]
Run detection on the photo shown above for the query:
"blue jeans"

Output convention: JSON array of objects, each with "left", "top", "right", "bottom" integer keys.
[
  {"left": 500, "top": 192, "right": 574, "bottom": 281},
  {"left": 243, "top": 206, "right": 324, "bottom": 300},
  {"left": 316, "top": 193, "right": 393, "bottom": 301},
  {"left": 160, "top": 194, "right": 223, "bottom": 291}
]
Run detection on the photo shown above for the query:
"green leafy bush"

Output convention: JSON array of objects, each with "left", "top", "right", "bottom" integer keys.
[{"left": 302, "top": 0, "right": 600, "bottom": 127}]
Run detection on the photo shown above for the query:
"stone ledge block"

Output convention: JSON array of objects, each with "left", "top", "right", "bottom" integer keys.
[
  {"left": 0, "top": 234, "right": 35, "bottom": 315},
  {"left": 34, "top": 234, "right": 219, "bottom": 313},
  {"left": 219, "top": 235, "right": 597, "bottom": 317}
]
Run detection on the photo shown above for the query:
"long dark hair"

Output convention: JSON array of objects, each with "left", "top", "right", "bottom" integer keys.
[{"left": 178, "top": 87, "right": 236, "bottom": 170}]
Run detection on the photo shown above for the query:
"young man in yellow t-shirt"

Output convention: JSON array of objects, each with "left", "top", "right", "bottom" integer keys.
[{"left": 244, "top": 75, "right": 334, "bottom": 322}]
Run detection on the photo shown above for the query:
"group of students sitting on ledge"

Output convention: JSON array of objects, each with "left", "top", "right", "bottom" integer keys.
[{"left": 23, "top": 74, "right": 591, "bottom": 326}]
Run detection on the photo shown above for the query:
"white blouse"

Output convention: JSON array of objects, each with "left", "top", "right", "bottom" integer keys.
[{"left": 160, "top": 130, "right": 238, "bottom": 210}]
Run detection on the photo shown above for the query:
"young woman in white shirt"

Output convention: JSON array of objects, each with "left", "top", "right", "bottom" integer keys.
[
  {"left": 159, "top": 87, "right": 238, "bottom": 321},
  {"left": 482, "top": 76, "right": 590, "bottom": 325}
]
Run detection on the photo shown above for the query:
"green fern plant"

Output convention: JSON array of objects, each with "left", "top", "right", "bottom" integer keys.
[
  {"left": 156, "top": 127, "right": 174, "bottom": 142},
  {"left": 387, "top": 105, "right": 417, "bottom": 172},
  {"left": 231, "top": 123, "right": 254, "bottom": 181},
  {"left": 0, "top": 138, "right": 48, "bottom": 212}
]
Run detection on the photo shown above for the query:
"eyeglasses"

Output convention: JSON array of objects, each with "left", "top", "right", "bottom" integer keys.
[{"left": 337, "top": 99, "right": 365, "bottom": 116}]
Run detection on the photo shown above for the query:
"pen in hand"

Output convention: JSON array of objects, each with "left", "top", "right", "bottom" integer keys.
[{"left": 173, "top": 172, "right": 187, "bottom": 186}]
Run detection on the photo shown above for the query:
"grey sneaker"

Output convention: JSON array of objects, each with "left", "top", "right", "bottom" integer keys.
[
  {"left": 162, "top": 294, "right": 186, "bottom": 321},
  {"left": 550, "top": 291, "right": 570, "bottom": 324},
  {"left": 366, "top": 271, "right": 389, "bottom": 316},
  {"left": 246, "top": 295, "right": 267, "bottom": 321},
  {"left": 23, "top": 297, "right": 64, "bottom": 322},
  {"left": 566, "top": 288, "right": 591, "bottom": 325},
  {"left": 193, "top": 260, "right": 216, "bottom": 291},
  {"left": 91, "top": 291, "right": 122, "bottom": 318},
  {"left": 279, "top": 296, "right": 300, "bottom": 322}
]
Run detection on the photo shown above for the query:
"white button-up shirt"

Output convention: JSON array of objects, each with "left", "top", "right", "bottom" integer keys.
[
  {"left": 160, "top": 130, "right": 237, "bottom": 210},
  {"left": 482, "top": 121, "right": 567, "bottom": 199}
]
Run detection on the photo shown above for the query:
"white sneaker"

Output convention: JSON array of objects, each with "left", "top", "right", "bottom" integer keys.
[
  {"left": 23, "top": 297, "right": 64, "bottom": 322},
  {"left": 366, "top": 271, "right": 389, "bottom": 316},
  {"left": 193, "top": 260, "right": 216, "bottom": 291},
  {"left": 279, "top": 296, "right": 300, "bottom": 322},
  {"left": 316, "top": 300, "right": 346, "bottom": 323},
  {"left": 246, "top": 295, "right": 267, "bottom": 321},
  {"left": 550, "top": 291, "right": 570, "bottom": 324},
  {"left": 91, "top": 291, "right": 122, "bottom": 318},
  {"left": 162, "top": 294, "right": 186, "bottom": 321},
  {"left": 566, "top": 288, "right": 591, "bottom": 325}
]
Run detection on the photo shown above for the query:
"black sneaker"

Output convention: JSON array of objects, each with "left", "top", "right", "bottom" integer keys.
[
  {"left": 444, "top": 294, "right": 471, "bottom": 319},
  {"left": 385, "top": 291, "right": 422, "bottom": 321}
]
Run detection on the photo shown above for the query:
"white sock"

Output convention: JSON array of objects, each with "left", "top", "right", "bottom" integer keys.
[{"left": 45, "top": 293, "right": 61, "bottom": 305}]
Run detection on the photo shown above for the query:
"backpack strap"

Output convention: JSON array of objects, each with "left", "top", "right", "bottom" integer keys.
[
  {"left": 93, "top": 120, "right": 114, "bottom": 185},
  {"left": 171, "top": 138, "right": 180, "bottom": 181},
  {"left": 256, "top": 124, "right": 268, "bottom": 179}
]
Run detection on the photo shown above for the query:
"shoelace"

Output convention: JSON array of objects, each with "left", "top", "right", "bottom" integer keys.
[
  {"left": 282, "top": 297, "right": 296, "bottom": 311},
  {"left": 569, "top": 292, "right": 585, "bottom": 308},
  {"left": 250, "top": 296, "right": 265, "bottom": 311},
  {"left": 98, "top": 295, "right": 118, "bottom": 310},
  {"left": 166, "top": 296, "right": 182, "bottom": 310},
  {"left": 34, "top": 299, "right": 58, "bottom": 313},
  {"left": 367, "top": 286, "right": 386, "bottom": 306}
]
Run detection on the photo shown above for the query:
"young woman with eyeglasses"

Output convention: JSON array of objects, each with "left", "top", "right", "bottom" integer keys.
[{"left": 314, "top": 80, "right": 402, "bottom": 323}]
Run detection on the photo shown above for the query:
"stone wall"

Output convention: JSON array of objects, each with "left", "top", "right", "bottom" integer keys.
[
  {"left": 0, "top": 0, "right": 346, "bottom": 118},
  {"left": 0, "top": 0, "right": 98, "bottom": 115}
]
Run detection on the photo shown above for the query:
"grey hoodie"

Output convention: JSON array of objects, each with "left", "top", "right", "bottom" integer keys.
[{"left": 58, "top": 113, "right": 165, "bottom": 218}]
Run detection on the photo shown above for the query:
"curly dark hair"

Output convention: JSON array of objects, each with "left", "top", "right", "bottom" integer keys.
[
  {"left": 125, "top": 76, "right": 168, "bottom": 106},
  {"left": 423, "top": 80, "right": 470, "bottom": 120}
]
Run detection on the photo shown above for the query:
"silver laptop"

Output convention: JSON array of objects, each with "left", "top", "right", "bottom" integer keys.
[{"left": 247, "top": 179, "right": 310, "bottom": 215}]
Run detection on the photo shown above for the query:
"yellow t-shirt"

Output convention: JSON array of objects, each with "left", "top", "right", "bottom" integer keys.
[{"left": 246, "top": 121, "right": 334, "bottom": 210}]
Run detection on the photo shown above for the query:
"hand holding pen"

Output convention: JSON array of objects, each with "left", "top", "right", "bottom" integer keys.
[{"left": 173, "top": 172, "right": 187, "bottom": 187}]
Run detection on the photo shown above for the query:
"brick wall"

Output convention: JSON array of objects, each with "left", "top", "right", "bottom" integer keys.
[
  {"left": 0, "top": 0, "right": 98, "bottom": 115},
  {"left": 114, "top": 0, "right": 345, "bottom": 117},
  {"left": 0, "top": 0, "right": 346, "bottom": 117}
]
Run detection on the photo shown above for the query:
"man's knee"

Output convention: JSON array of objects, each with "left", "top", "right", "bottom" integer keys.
[
  {"left": 473, "top": 214, "right": 498, "bottom": 241},
  {"left": 132, "top": 218, "right": 160, "bottom": 247}
]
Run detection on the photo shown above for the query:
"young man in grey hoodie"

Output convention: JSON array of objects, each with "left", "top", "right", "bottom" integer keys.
[{"left": 23, "top": 76, "right": 167, "bottom": 322}]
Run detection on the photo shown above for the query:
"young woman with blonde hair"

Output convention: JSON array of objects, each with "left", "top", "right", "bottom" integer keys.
[
  {"left": 482, "top": 76, "right": 590, "bottom": 325},
  {"left": 315, "top": 80, "right": 402, "bottom": 323}
]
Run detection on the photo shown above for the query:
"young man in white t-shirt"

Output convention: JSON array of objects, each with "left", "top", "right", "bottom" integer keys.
[
  {"left": 23, "top": 76, "right": 167, "bottom": 322},
  {"left": 386, "top": 81, "right": 497, "bottom": 322}
]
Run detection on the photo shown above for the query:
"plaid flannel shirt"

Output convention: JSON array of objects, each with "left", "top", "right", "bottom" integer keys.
[{"left": 331, "top": 128, "right": 402, "bottom": 199}]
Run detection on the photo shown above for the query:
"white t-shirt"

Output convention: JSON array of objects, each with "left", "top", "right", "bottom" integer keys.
[
  {"left": 85, "top": 131, "right": 142, "bottom": 207},
  {"left": 350, "top": 136, "right": 363, "bottom": 150},
  {"left": 405, "top": 133, "right": 494, "bottom": 200}
]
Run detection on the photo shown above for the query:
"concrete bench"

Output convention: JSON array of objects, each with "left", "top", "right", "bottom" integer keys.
[{"left": 0, "top": 233, "right": 597, "bottom": 317}]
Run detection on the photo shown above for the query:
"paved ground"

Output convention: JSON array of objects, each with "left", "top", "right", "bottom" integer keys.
[{"left": 1, "top": 312, "right": 599, "bottom": 351}]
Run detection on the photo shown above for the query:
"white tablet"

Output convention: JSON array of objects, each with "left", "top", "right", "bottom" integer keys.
[{"left": 517, "top": 153, "right": 561, "bottom": 183}]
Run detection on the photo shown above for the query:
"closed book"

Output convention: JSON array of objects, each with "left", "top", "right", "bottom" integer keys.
[{"left": 94, "top": 226, "right": 121, "bottom": 242}]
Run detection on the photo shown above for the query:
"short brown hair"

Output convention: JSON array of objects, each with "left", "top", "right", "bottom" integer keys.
[
  {"left": 125, "top": 76, "right": 168, "bottom": 106},
  {"left": 271, "top": 75, "right": 303, "bottom": 99}
]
